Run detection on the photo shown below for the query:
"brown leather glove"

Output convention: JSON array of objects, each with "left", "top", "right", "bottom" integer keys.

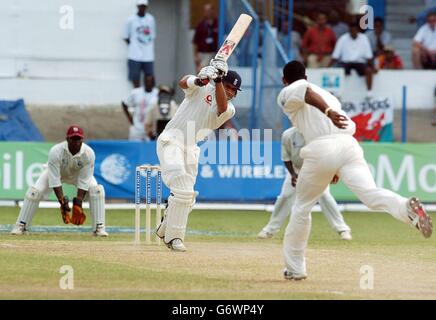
[
  {"left": 59, "top": 196, "right": 71, "bottom": 224},
  {"left": 71, "top": 197, "right": 86, "bottom": 225}
]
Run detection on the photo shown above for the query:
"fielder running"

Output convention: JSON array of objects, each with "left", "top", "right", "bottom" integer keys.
[
  {"left": 156, "top": 59, "right": 240, "bottom": 251},
  {"left": 277, "top": 61, "right": 432, "bottom": 280},
  {"left": 11, "top": 125, "right": 108, "bottom": 237},
  {"left": 257, "top": 127, "right": 352, "bottom": 241}
]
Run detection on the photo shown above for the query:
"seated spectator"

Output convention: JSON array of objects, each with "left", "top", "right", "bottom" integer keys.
[
  {"left": 366, "top": 17, "right": 392, "bottom": 57},
  {"left": 329, "top": 10, "right": 348, "bottom": 39},
  {"left": 121, "top": 75, "right": 159, "bottom": 141},
  {"left": 145, "top": 85, "right": 178, "bottom": 140},
  {"left": 302, "top": 12, "right": 336, "bottom": 68},
  {"left": 331, "top": 22, "right": 374, "bottom": 95},
  {"left": 412, "top": 11, "right": 436, "bottom": 69},
  {"left": 192, "top": 3, "right": 218, "bottom": 73},
  {"left": 375, "top": 46, "right": 404, "bottom": 70}
]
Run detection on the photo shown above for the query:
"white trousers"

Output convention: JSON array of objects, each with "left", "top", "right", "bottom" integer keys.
[
  {"left": 284, "top": 134, "right": 410, "bottom": 275},
  {"left": 156, "top": 136, "right": 199, "bottom": 242},
  {"left": 262, "top": 173, "right": 350, "bottom": 235}
]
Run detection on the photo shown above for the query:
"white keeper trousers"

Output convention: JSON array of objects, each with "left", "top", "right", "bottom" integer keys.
[
  {"left": 284, "top": 134, "right": 410, "bottom": 275},
  {"left": 262, "top": 173, "right": 350, "bottom": 235}
]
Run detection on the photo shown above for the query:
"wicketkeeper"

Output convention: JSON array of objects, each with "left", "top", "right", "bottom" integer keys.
[{"left": 11, "top": 125, "right": 108, "bottom": 237}]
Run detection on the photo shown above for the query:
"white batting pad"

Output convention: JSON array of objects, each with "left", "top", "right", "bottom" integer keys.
[
  {"left": 89, "top": 184, "right": 106, "bottom": 230},
  {"left": 16, "top": 188, "right": 43, "bottom": 227}
]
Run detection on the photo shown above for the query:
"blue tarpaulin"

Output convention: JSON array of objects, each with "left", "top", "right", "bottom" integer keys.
[{"left": 0, "top": 99, "right": 44, "bottom": 141}]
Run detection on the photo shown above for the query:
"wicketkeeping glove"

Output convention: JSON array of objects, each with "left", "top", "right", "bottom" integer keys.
[
  {"left": 210, "top": 58, "right": 228, "bottom": 76},
  {"left": 59, "top": 196, "right": 71, "bottom": 224},
  {"left": 71, "top": 197, "right": 86, "bottom": 225}
]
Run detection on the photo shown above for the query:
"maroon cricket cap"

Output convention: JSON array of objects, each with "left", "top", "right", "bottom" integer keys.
[{"left": 66, "top": 125, "right": 85, "bottom": 138}]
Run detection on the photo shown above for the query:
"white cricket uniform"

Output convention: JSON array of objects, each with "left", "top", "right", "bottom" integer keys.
[
  {"left": 277, "top": 79, "right": 411, "bottom": 276},
  {"left": 123, "top": 87, "right": 159, "bottom": 141},
  {"left": 157, "top": 80, "right": 235, "bottom": 243},
  {"left": 261, "top": 127, "right": 350, "bottom": 235},
  {"left": 15, "top": 141, "right": 105, "bottom": 230}
]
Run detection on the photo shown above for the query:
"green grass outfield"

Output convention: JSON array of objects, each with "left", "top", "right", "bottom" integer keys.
[{"left": 0, "top": 207, "right": 435, "bottom": 300}]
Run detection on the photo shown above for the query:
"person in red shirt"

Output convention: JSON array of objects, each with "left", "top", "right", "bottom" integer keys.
[
  {"left": 302, "top": 12, "right": 337, "bottom": 68},
  {"left": 376, "top": 46, "right": 404, "bottom": 70},
  {"left": 192, "top": 3, "right": 218, "bottom": 73}
]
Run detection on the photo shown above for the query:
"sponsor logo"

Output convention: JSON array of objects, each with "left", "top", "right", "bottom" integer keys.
[{"left": 100, "top": 154, "right": 131, "bottom": 185}]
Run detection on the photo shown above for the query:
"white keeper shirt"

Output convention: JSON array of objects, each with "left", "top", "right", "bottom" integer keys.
[
  {"left": 414, "top": 24, "right": 436, "bottom": 50},
  {"left": 47, "top": 141, "right": 95, "bottom": 191},
  {"left": 332, "top": 32, "right": 373, "bottom": 63},
  {"left": 123, "top": 13, "right": 156, "bottom": 62},
  {"left": 281, "top": 127, "right": 305, "bottom": 171},
  {"left": 277, "top": 79, "right": 356, "bottom": 144},
  {"left": 162, "top": 81, "right": 236, "bottom": 146},
  {"left": 123, "top": 87, "right": 159, "bottom": 133}
]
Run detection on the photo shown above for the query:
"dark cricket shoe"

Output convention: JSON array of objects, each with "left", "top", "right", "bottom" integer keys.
[{"left": 407, "top": 197, "right": 433, "bottom": 238}]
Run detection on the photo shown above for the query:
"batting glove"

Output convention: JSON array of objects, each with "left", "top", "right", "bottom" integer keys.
[
  {"left": 197, "top": 66, "right": 219, "bottom": 81},
  {"left": 210, "top": 58, "right": 228, "bottom": 76}
]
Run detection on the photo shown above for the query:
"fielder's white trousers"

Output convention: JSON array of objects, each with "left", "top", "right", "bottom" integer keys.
[
  {"left": 263, "top": 173, "right": 350, "bottom": 235},
  {"left": 284, "top": 134, "right": 410, "bottom": 275}
]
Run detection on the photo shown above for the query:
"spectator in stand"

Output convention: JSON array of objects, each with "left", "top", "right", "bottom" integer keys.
[
  {"left": 331, "top": 22, "right": 375, "bottom": 96},
  {"left": 375, "top": 46, "right": 404, "bottom": 70},
  {"left": 192, "top": 3, "right": 219, "bottom": 73},
  {"left": 122, "top": 75, "right": 159, "bottom": 141},
  {"left": 302, "top": 12, "right": 337, "bottom": 68},
  {"left": 329, "top": 10, "right": 348, "bottom": 39},
  {"left": 412, "top": 11, "right": 436, "bottom": 69},
  {"left": 366, "top": 17, "right": 392, "bottom": 57},
  {"left": 123, "top": 0, "right": 156, "bottom": 88},
  {"left": 145, "top": 85, "right": 178, "bottom": 140}
]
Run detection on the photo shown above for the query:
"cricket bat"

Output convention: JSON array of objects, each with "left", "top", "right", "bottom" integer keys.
[{"left": 215, "top": 14, "right": 253, "bottom": 62}]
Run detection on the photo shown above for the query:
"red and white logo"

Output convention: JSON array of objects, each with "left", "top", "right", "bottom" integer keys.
[{"left": 204, "top": 95, "right": 212, "bottom": 105}]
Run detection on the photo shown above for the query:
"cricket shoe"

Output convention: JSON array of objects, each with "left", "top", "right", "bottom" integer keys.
[
  {"left": 93, "top": 224, "right": 109, "bottom": 237},
  {"left": 257, "top": 230, "right": 274, "bottom": 239},
  {"left": 339, "top": 230, "right": 352, "bottom": 241},
  {"left": 10, "top": 223, "right": 28, "bottom": 235},
  {"left": 166, "top": 238, "right": 187, "bottom": 252},
  {"left": 407, "top": 197, "right": 433, "bottom": 238},
  {"left": 283, "top": 269, "right": 307, "bottom": 281}
]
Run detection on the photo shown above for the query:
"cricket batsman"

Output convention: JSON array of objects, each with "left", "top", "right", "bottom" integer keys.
[
  {"left": 257, "top": 127, "right": 352, "bottom": 241},
  {"left": 156, "top": 59, "right": 240, "bottom": 251},
  {"left": 11, "top": 125, "right": 108, "bottom": 237}
]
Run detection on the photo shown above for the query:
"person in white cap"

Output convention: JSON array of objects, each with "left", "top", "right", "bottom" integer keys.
[
  {"left": 123, "top": 0, "right": 156, "bottom": 88},
  {"left": 11, "top": 125, "right": 108, "bottom": 237}
]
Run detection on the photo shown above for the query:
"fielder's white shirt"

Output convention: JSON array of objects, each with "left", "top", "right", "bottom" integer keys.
[
  {"left": 47, "top": 142, "right": 95, "bottom": 191},
  {"left": 332, "top": 33, "right": 373, "bottom": 63},
  {"left": 162, "top": 81, "right": 235, "bottom": 146},
  {"left": 123, "top": 13, "right": 156, "bottom": 62},
  {"left": 414, "top": 24, "right": 436, "bottom": 50},
  {"left": 281, "top": 127, "right": 305, "bottom": 170},
  {"left": 277, "top": 79, "right": 356, "bottom": 143},
  {"left": 123, "top": 87, "right": 159, "bottom": 133}
]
